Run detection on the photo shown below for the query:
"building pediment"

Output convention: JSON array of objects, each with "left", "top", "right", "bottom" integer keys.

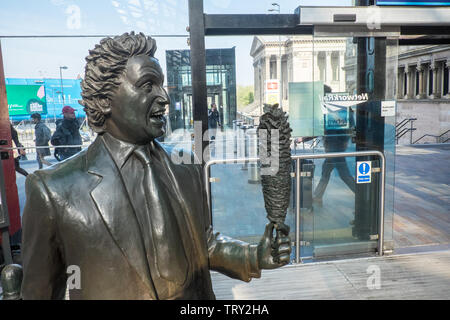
[{"left": 250, "top": 36, "right": 265, "bottom": 57}]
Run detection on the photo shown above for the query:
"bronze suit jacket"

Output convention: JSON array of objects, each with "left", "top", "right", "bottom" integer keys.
[{"left": 21, "top": 135, "right": 260, "bottom": 300}]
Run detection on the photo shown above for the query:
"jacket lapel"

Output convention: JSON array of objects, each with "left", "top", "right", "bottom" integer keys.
[{"left": 86, "top": 138, "right": 156, "bottom": 298}]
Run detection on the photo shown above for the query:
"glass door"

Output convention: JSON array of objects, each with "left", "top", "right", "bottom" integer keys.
[{"left": 289, "top": 34, "right": 398, "bottom": 259}]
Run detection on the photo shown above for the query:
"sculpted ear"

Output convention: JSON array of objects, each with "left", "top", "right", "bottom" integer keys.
[{"left": 97, "top": 97, "right": 112, "bottom": 117}]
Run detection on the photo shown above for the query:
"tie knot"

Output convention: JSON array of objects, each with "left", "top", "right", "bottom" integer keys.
[{"left": 134, "top": 146, "right": 151, "bottom": 166}]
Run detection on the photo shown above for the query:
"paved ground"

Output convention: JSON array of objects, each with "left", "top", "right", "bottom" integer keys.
[
  {"left": 393, "top": 144, "right": 450, "bottom": 249},
  {"left": 212, "top": 249, "right": 450, "bottom": 300}
]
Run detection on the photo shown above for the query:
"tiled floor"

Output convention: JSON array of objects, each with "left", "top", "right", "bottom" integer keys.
[
  {"left": 212, "top": 250, "right": 450, "bottom": 300},
  {"left": 393, "top": 144, "right": 450, "bottom": 248}
]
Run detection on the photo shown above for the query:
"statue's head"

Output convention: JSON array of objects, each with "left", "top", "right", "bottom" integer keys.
[{"left": 80, "top": 32, "right": 169, "bottom": 144}]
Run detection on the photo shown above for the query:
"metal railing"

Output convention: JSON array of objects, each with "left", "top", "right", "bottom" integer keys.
[
  {"left": 396, "top": 118, "right": 417, "bottom": 144},
  {"left": 236, "top": 111, "right": 255, "bottom": 127},
  {"left": 413, "top": 129, "right": 450, "bottom": 144},
  {"left": 204, "top": 150, "right": 386, "bottom": 263}
]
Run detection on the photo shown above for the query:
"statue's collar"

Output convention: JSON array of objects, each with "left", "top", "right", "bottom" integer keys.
[{"left": 101, "top": 132, "right": 153, "bottom": 169}]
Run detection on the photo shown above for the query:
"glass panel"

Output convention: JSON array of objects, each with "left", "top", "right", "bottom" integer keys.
[
  {"left": 304, "top": 35, "right": 399, "bottom": 258},
  {"left": 205, "top": 32, "right": 398, "bottom": 261},
  {"left": 382, "top": 38, "right": 399, "bottom": 251}
]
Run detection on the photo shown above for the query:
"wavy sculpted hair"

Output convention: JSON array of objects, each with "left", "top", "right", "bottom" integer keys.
[{"left": 79, "top": 32, "right": 157, "bottom": 133}]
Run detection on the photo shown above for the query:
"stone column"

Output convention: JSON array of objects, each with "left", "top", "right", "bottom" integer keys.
[
  {"left": 416, "top": 62, "right": 426, "bottom": 99},
  {"left": 265, "top": 56, "right": 270, "bottom": 103},
  {"left": 277, "top": 54, "right": 282, "bottom": 106},
  {"left": 325, "top": 51, "right": 333, "bottom": 84},
  {"left": 254, "top": 60, "right": 260, "bottom": 106},
  {"left": 339, "top": 51, "right": 345, "bottom": 92},
  {"left": 313, "top": 51, "right": 319, "bottom": 82},
  {"left": 430, "top": 60, "right": 441, "bottom": 99},
  {"left": 446, "top": 59, "right": 450, "bottom": 99},
  {"left": 265, "top": 56, "right": 271, "bottom": 80}
]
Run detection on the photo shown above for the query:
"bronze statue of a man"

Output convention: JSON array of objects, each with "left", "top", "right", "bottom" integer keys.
[{"left": 20, "top": 32, "right": 291, "bottom": 300}]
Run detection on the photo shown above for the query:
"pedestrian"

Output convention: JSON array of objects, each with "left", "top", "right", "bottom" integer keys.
[
  {"left": 208, "top": 103, "right": 220, "bottom": 140},
  {"left": 313, "top": 85, "right": 356, "bottom": 206},
  {"left": 10, "top": 123, "right": 28, "bottom": 177},
  {"left": 31, "top": 113, "right": 52, "bottom": 169},
  {"left": 50, "top": 106, "right": 82, "bottom": 161}
]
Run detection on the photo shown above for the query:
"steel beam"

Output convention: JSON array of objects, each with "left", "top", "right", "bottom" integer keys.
[
  {"left": 204, "top": 14, "right": 312, "bottom": 36},
  {"left": 188, "top": 0, "right": 209, "bottom": 164}
]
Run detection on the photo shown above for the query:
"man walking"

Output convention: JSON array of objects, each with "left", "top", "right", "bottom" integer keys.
[
  {"left": 208, "top": 103, "right": 220, "bottom": 140},
  {"left": 50, "top": 106, "right": 82, "bottom": 161},
  {"left": 31, "top": 113, "right": 52, "bottom": 169},
  {"left": 313, "top": 86, "right": 356, "bottom": 206}
]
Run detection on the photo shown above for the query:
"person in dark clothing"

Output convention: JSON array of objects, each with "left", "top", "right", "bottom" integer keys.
[
  {"left": 10, "top": 123, "right": 29, "bottom": 177},
  {"left": 313, "top": 85, "right": 356, "bottom": 205},
  {"left": 208, "top": 103, "right": 220, "bottom": 140},
  {"left": 31, "top": 113, "right": 52, "bottom": 169},
  {"left": 50, "top": 106, "right": 82, "bottom": 161}
]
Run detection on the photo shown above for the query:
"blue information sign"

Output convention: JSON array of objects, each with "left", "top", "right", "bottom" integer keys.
[
  {"left": 357, "top": 161, "right": 372, "bottom": 184},
  {"left": 377, "top": 0, "right": 450, "bottom": 5}
]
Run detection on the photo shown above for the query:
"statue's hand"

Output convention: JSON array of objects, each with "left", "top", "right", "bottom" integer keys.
[{"left": 257, "top": 222, "right": 291, "bottom": 270}]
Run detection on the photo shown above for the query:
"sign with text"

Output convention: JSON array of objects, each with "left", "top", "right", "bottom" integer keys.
[
  {"left": 265, "top": 79, "right": 279, "bottom": 105},
  {"left": 6, "top": 85, "right": 47, "bottom": 116},
  {"left": 322, "top": 93, "right": 368, "bottom": 131},
  {"left": 381, "top": 100, "right": 396, "bottom": 117}
]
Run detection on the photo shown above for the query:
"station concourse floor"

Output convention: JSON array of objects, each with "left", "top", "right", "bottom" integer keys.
[{"left": 6, "top": 143, "right": 450, "bottom": 300}]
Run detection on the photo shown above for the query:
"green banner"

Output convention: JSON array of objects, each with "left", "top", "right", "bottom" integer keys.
[{"left": 6, "top": 84, "right": 47, "bottom": 116}]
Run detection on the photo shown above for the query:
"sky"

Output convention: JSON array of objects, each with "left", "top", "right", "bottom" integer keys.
[{"left": 0, "top": 0, "right": 351, "bottom": 86}]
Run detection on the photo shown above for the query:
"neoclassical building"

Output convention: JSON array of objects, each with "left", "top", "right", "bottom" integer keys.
[
  {"left": 249, "top": 35, "right": 347, "bottom": 114},
  {"left": 396, "top": 45, "right": 450, "bottom": 144}
]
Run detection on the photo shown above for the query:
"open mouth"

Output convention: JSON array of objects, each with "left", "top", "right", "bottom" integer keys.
[
  {"left": 148, "top": 105, "right": 166, "bottom": 123},
  {"left": 150, "top": 109, "right": 165, "bottom": 119}
]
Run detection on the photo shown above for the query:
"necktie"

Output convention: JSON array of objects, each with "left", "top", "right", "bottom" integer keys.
[{"left": 134, "top": 146, "right": 188, "bottom": 286}]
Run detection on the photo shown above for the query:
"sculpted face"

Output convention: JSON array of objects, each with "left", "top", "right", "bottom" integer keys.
[{"left": 106, "top": 54, "right": 169, "bottom": 144}]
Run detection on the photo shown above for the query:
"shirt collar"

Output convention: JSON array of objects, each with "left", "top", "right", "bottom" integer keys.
[{"left": 101, "top": 132, "right": 139, "bottom": 169}]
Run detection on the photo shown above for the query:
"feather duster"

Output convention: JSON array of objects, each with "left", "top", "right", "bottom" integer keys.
[{"left": 257, "top": 103, "right": 292, "bottom": 242}]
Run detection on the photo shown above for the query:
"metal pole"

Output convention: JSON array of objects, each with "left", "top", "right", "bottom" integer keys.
[
  {"left": 59, "top": 67, "right": 65, "bottom": 105},
  {"left": 410, "top": 119, "right": 413, "bottom": 144},
  {"left": 0, "top": 40, "right": 16, "bottom": 265},
  {"left": 0, "top": 156, "right": 13, "bottom": 265},
  {"left": 295, "top": 158, "right": 301, "bottom": 264},
  {"left": 378, "top": 153, "right": 386, "bottom": 256},
  {"left": 188, "top": 0, "right": 209, "bottom": 165},
  {"left": 269, "top": 3, "right": 282, "bottom": 108}
]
